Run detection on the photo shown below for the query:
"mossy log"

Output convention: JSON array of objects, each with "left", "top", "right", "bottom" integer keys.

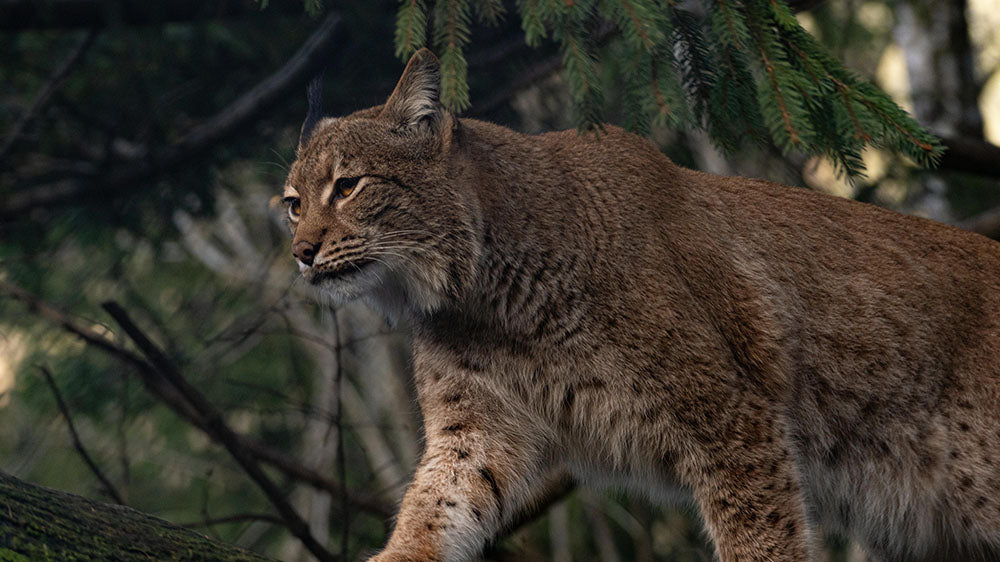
[{"left": 0, "top": 471, "right": 272, "bottom": 561}]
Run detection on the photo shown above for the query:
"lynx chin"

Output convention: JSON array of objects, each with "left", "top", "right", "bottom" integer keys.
[{"left": 280, "top": 49, "right": 1000, "bottom": 561}]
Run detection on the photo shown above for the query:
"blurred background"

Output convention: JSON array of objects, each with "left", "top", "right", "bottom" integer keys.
[{"left": 1, "top": 0, "right": 998, "bottom": 560}]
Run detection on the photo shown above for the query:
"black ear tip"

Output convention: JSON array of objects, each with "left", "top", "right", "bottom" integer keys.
[
  {"left": 300, "top": 72, "right": 325, "bottom": 147},
  {"left": 410, "top": 48, "right": 440, "bottom": 70},
  {"left": 306, "top": 73, "right": 324, "bottom": 106}
]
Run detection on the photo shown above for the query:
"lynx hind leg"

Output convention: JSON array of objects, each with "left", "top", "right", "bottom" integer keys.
[
  {"left": 683, "top": 412, "right": 816, "bottom": 561},
  {"left": 369, "top": 376, "right": 555, "bottom": 562}
]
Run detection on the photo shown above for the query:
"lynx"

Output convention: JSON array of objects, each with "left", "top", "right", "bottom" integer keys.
[{"left": 280, "top": 49, "right": 1000, "bottom": 561}]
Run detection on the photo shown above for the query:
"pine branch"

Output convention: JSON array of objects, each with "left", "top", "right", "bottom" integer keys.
[
  {"left": 745, "top": 0, "right": 819, "bottom": 151},
  {"left": 474, "top": 0, "right": 506, "bottom": 24},
  {"left": 518, "top": 0, "right": 548, "bottom": 47},
  {"left": 556, "top": 17, "right": 605, "bottom": 131},
  {"left": 667, "top": 5, "right": 717, "bottom": 130},
  {"left": 434, "top": 0, "right": 473, "bottom": 111},
  {"left": 648, "top": 50, "right": 690, "bottom": 129},
  {"left": 607, "top": 0, "right": 665, "bottom": 50},
  {"left": 707, "top": 0, "right": 766, "bottom": 149},
  {"left": 776, "top": 20, "right": 943, "bottom": 165},
  {"left": 757, "top": 40, "right": 800, "bottom": 145},
  {"left": 833, "top": 81, "right": 870, "bottom": 143},
  {"left": 394, "top": 0, "right": 943, "bottom": 178},
  {"left": 395, "top": 0, "right": 428, "bottom": 59}
]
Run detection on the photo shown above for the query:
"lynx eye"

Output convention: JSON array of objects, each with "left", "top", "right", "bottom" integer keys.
[
  {"left": 334, "top": 177, "right": 361, "bottom": 200},
  {"left": 283, "top": 197, "right": 301, "bottom": 220}
]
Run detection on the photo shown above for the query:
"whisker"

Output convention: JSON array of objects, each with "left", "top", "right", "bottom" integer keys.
[
  {"left": 370, "top": 229, "right": 450, "bottom": 243},
  {"left": 366, "top": 245, "right": 428, "bottom": 260},
  {"left": 365, "top": 242, "right": 428, "bottom": 252},
  {"left": 269, "top": 148, "right": 291, "bottom": 170},
  {"left": 369, "top": 249, "right": 423, "bottom": 270}
]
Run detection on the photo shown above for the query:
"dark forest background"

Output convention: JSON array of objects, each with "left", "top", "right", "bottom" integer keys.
[{"left": 1, "top": 0, "right": 998, "bottom": 560}]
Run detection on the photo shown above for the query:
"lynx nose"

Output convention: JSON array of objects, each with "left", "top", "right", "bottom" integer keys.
[{"left": 292, "top": 239, "right": 320, "bottom": 266}]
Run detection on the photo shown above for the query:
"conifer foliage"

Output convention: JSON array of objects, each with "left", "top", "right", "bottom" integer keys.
[{"left": 393, "top": 0, "right": 943, "bottom": 176}]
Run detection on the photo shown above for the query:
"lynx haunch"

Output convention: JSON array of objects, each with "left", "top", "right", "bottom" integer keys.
[{"left": 281, "top": 50, "right": 1000, "bottom": 561}]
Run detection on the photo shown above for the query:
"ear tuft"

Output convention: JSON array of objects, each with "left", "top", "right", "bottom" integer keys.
[
  {"left": 382, "top": 49, "right": 444, "bottom": 131},
  {"left": 299, "top": 73, "right": 325, "bottom": 149}
]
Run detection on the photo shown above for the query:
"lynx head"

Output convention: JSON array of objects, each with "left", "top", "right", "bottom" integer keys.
[{"left": 282, "top": 49, "right": 481, "bottom": 322}]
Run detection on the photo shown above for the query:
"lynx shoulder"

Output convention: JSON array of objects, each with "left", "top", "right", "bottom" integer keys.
[{"left": 281, "top": 49, "right": 1000, "bottom": 562}]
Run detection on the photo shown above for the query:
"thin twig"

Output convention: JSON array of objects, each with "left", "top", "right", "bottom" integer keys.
[
  {"left": 0, "top": 279, "right": 203, "bottom": 422},
  {"left": 101, "top": 300, "right": 339, "bottom": 562},
  {"left": 332, "top": 308, "right": 349, "bottom": 560},
  {"left": 37, "top": 365, "right": 126, "bottom": 505},
  {"left": 0, "top": 280, "right": 392, "bottom": 519},
  {"left": 243, "top": 436, "right": 392, "bottom": 518},
  {"left": 0, "top": 30, "right": 98, "bottom": 161}
]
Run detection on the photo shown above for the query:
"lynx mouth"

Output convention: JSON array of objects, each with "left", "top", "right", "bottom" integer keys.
[{"left": 306, "top": 258, "right": 374, "bottom": 285}]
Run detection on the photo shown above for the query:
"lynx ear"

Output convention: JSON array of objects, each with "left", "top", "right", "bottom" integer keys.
[
  {"left": 299, "top": 73, "right": 325, "bottom": 149},
  {"left": 382, "top": 49, "right": 444, "bottom": 131}
]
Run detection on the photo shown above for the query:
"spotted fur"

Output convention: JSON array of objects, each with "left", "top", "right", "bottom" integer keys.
[{"left": 281, "top": 49, "right": 1000, "bottom": 561}]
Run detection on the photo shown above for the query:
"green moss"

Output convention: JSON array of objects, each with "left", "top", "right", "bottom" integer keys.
[
  {"left": 0, "top": 547, "right": 32, "bottom": 562},
  {"left": 0, "top": 471, "right": 272, "bottom": 561}
]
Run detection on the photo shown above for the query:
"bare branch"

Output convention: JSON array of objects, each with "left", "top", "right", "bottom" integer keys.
[
  {"left": 36, "top": 364, "right": 126, "bottom": 505},
  {"left": 333, "top": 309, "right": 351, "bottom": 560},
  {"left": 0, "top": 279, "right": 145, "bottom": 365},
  {"left": 101, "top": 300, "right": 339, "bottom": 562},
  {"left": 0, "top": 30, "right": 97, "bottom": 161},
  {"left": 0, "top": 280, "right": 393, "bottom": 519},
  {"left": 0, "top": 279, "right": 204, "bottom": 422},
  {"left": 470, "top": 55, "right": 563, "bottom": 118},
  {"left": 936, "top": 134, "right": 1000, "bottom": 179},
  {"left": 0, "top": 12, "right": 343, "bottom": 220},
  {"left": 470, "top": 22, "right": 617, "bottom": 119},
  {"left": 241, "top": 437, "right": 393, "bottom": 518}
]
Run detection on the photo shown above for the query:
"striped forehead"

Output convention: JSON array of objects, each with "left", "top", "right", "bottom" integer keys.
[
  {"left": 295, "top": 119, "right": 345, "bottom": 181},
  {"left": 302, "top": 117, "right": 342, "bottom": 158}
]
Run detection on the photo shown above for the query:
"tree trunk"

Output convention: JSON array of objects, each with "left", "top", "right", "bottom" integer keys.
[{"left": 0, "top": 471, "right": 272, "bottom": 561}]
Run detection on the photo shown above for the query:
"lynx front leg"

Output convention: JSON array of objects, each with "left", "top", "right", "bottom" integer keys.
[
  {"left": 369, "top": 378, "right": 554, "bottom": 562},
  {"left": 684, "top": 414, "right": 816, "bottom": 561}
]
